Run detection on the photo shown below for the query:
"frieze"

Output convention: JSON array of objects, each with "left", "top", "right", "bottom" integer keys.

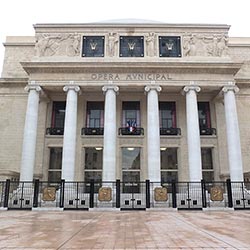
[
  {"left": 183, "top": 33, "right": 229, "bottom": 57},
  {"left": 35, "top": 33, "right": 81, "bottom": 57}
]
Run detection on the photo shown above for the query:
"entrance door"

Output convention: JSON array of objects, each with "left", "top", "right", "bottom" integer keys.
[{"left": 120, "top": 181, "right": 146, "bottom": 210}]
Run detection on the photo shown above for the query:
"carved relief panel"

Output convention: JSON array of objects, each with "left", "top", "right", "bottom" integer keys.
[
  {"left": 183, "top": 33, "right": 229, "bottom": 57},
  {"left": 35, "top": 33, "right": 81, "bottom": 57}
]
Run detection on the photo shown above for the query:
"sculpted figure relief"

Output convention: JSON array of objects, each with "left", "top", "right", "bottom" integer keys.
[
  {"left": 66, "top": 33, "right": 81, "bottom": 56},
  {"left": 183, "top": 33, "right": 229, "bottom": 57},
  {"left": 35, "top": 33, "right": 81, "bottom": 57},
  {"left": 108, "top": 32, "right": 119, "bottom": 57},
  {"left": 146, "top": 32, "right": 155, "bottom": 57}
]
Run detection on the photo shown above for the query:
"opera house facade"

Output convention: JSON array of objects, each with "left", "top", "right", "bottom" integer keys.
[{"left": 0, "top": 20, "right": 250, "bottom": 210}]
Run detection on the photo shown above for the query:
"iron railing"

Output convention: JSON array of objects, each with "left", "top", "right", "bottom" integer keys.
[
  {"left": 160, "top": 127, "right": 181, "bottom": 136},
  {"left": 81, "top": 127, "right": 104, "bottom": 135},
  {"left": 200, "top": 127, "right": 216, "bottom": 136},
  {"left": 46, "top": 127, "right": 64, "bottom": 135},
  {"left": 1, "top": 179, "right": 250, "bottom": 210},
  {"left": 119, "top": 127, "right": 144, "bottom": 135}
]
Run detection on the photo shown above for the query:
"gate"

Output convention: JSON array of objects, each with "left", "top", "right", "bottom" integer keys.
[
  {"left": 150, "top": 182, "right": 174, "bottom": 208},
  {"left": 231, "top": 181, "right": 250, "bottom": 209},
  {"left": 94, "top": 181, "right": 117, "bottom": 208},
  {"left": 120, "top": 182, "right": 147, "bottom": 210},
  {"left": 203, "top": 181, "right": 230, "bottom": 208},
  {"left": 176, "top": 182, "right": 203, "bottom": 210},
  {"left": 62, "top": 181, "right": 91, "bottom": 210},
  {"left": 33, "top": 180, "right": 62, "bottom": 209},
  {"left": 7, "top": 181, "right": 34, "bottom": 209}
]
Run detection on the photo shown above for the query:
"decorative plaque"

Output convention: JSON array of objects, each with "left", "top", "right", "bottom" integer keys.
[
  {"left": 42, "top": 187, "right": 56, "bottom": 201},
  {"left": 154, "top": 187, "right": 168, "bottom": 202},
  {"left": 98, "top": 187, "right": 112, "bottom": 201}
]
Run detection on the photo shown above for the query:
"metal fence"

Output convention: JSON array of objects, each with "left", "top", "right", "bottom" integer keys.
[
  {"left": 0, "top": 181, "right": 5, "bottom": 207},
  {"left": 1, "top": 179, "right": 250, "bottom": 210}
]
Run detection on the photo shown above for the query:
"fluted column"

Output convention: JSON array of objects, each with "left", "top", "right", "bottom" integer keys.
[
  {"left": 222, "top": 83, "right": 243, "bottom": 182},
  {"left": 61, "top": 84, "right": 80, "bottom": 181},
  {"left": 145, "top": 85, "right": 162, "bottom": 182},
  {"left": 183, "top": 84, "right": 202, "bottom": 182},
  {"left": 102, "top": 85, "right": 119, "bottom": 182},
  {"left": 20, "top": 84, "right": 42, "bottom": 182}
]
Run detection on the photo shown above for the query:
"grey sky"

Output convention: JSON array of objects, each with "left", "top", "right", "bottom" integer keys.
[{"left": 0, "top": 0, "right": 250, "bottom": 74}]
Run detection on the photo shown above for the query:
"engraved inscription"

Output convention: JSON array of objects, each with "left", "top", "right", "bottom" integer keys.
[{"left": 91, "top": 73, "right": 170, "bottom": 81}]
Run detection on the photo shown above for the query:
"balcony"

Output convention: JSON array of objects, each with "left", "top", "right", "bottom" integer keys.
[
  {"left": 160, "top": 127, "right": 181, "bottom": 136},
  {"left": 46, "top": 127, "right": 64, "bottom": 135},
  {"left": 119, "top": 127, "right": 144, "bottom": 136},
  {"left": 82, "top": 127, "right": 104, "bottom": 135},
  {"left": 200, "top": 127, "right": 217, "bottom": 136}
]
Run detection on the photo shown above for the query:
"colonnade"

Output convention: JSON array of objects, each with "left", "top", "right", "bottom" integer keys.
[{"left": 19, "top": 81, "right": 244, "bottom": 183}]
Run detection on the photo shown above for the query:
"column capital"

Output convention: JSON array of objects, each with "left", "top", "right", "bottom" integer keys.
[
  {"left": 144, "top": 85, "right": 162, "bottom": 93},
  {"left": 182, "top": 85, "right": 201, "bottom": 95},
  {"left": 222, "top": 82, "right": 239, "bottom": 94},
  {"left": 102, "top": 85, "right": 119, "bottom": 94},
  {"left": 63, "top": 85, "right": 81, "bottom": 93},
  {"left": 24, "top": 85, "right": 42, "bottom": 93}
]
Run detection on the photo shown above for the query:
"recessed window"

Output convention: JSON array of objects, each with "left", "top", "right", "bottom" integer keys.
[
  {"left": 198, "top": 102, "right": 211, "bottom": 129},
  {"left": 48, "top": 148, "right": 62, "bottom": 183},
  {"left": 119, "top": 36, "right": 144, "bottom": 57},
  {"left": 201, "top": 148, "right": 214, "bottom": 182},
  {"left": 159, "top": 102, "right": 176, "bottom": 128},
  {"left": 198, "top": 102, "right": 216, "bottom": 135},
  {"left": 52, "top": 102, "right": 66, "bottom": 127},
  {"left": 86, "top": 102, "right": 104, "bottom": 128},
  {"left": 120, "top": 101, "right": 143, "bottom": 135},
  {"left": 160, "top": 148, "right": 178, "bottom": 183},
  {"left": 82, "top": 36, "right": 104, "bottom": 57},
  {"left": 122, "top": 147, "right": 141, "bottom": 193},
  {"left": 84, "top": 147, "right": 103, "bottom": 192},
  {"left": 159, "top": 36, "right": 181, "bottom": 57},
  {"left": 47, "top": 102, "right": 66, "bottom": 135}
]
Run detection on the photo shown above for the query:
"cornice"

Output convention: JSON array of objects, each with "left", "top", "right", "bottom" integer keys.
[
  {"left": 34, "top": 23, "right": 230, "bottom": 30},
  {"left": 20, "top": 60, "right": 242, "bottom": 75},
  {"left": 0, "top": 77, "right": 28, "bottom": 84}
]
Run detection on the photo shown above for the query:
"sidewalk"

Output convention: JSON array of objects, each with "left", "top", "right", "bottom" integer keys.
[{"left": 0, "top": 210, "right": 249, "bottom": 249}]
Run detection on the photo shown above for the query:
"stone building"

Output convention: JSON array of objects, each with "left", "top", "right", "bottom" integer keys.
[{"left": 1, "top": 20, "right": 250, "bottom": 185}]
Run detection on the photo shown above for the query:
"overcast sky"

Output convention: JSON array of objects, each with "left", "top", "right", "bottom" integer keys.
[{"left": 0, "top": 0, "right": 250, "bottom": 74}]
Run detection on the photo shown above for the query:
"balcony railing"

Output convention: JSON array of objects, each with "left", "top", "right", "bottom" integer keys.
[
  {"left": 200, "top": 127, "right": 217, "bottom": 136},
  {"left": 119, "top": 127, "right": 144, "bottom": 136},
  {"left": 160, "top": 127, "right": 181, "bottom": 136},
  {"left": 82, "top": 127, "right": 104, "bottom": 135},
  {"left": 46, "top": 127, "right": 64, "bottom": 135}
]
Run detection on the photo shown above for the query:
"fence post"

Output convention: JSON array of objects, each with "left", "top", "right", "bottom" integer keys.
[
  {"left": 201, "top": 179, "right": 207, "bottom": 208},
  {"left": 171, "top": 181, "right": 177, "bottom": 208},
  {"left": 3, "top": 179, "right": 10, "bottom": 208},
  {"left": 33, "top": 179, "right": 39, "bottom": 208},
  {"left": 89, "top": 179, "right": 94, "bottom": 208},
  {"left": 226, "top": 179, "right": 233, "bottom": 208},
  {"left": 59, "top": 179, "right": 65, "bottom": 208},
  {"left": 146, "top": 180, "right": 150, "bottom": 208},
  {"left": 116, "top": 179, "right": 120, "bottom": 208}
]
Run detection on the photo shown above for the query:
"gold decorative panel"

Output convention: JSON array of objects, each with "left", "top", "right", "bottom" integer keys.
[
  {"left": 210, "top": 186, "right": 224, "bottom": 201},
  {"left": 98, "top": 187, "right": 112, "bottom": 201},
  {"left": 154, "top": 187, "right": 168, "bottom": 202},
  {"left": 42, "top": 187, "right": 56, "bottom": 201}
]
